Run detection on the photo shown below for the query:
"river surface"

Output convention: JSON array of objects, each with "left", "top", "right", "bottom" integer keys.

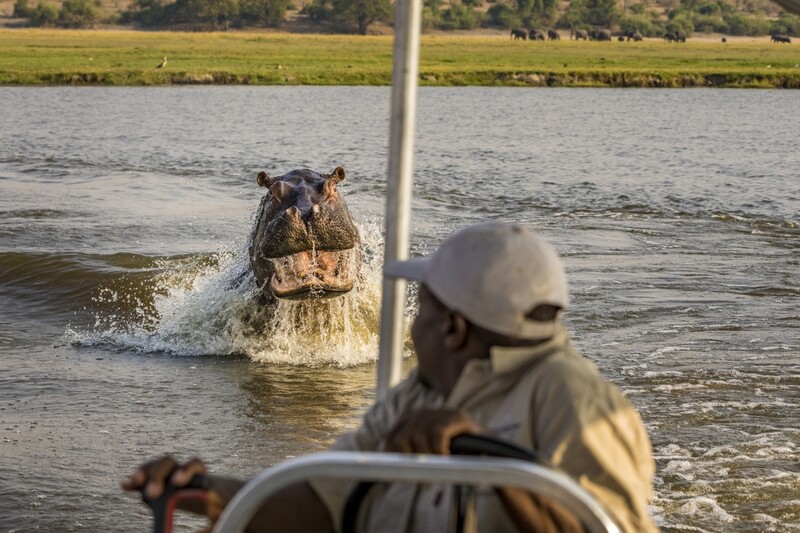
[{"left": 0, "top": 86, "right": 798, "bottom": 532}]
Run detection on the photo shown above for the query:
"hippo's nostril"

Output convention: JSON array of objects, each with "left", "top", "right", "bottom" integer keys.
[{"left": 284, "top": 206, "right": 302, "bottom": 222}]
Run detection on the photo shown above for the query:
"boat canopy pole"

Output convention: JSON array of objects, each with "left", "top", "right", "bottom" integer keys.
[{"left": 376, "top": 0, "right": 423, "bottom": 399}]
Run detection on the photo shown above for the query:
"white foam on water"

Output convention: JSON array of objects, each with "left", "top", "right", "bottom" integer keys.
[
  {"left": 751, "top": 513, "right": 781, "bottom": 526},
  {"left": 760, "top": 345, "right": 795, "bottom": 351},
  {"left": 655, "top": 443, "right": 692, "bottom": 459},
  {"left": 701, "top": 446, "right": 740, "bottom": 458},
  {"left": 67, "top": 221, "right": 404, "bottom": 367},
  {"left": 645, "top": 346, "right": 691, "bottom": 359},
  {"left": 677, "top": 496, "right": 736, "bottom": 523},
  {"left": 642, "top": 370, "right": 684, "bottom": 378},
  {"left": 651, "top": 383, "right": 705, "bottom": 392}
]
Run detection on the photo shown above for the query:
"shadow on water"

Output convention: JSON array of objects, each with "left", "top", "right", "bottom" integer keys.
[{"left": 236, "top": 363, "right": 378, "bottom": 459}]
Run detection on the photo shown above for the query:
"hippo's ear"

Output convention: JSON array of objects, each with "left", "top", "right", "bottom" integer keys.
[
  {"left": 329, "top": 167, "right": 346, "bottom": 184},
  {"left": 256, "top": 171, "right": 275, "bottom": 188}
]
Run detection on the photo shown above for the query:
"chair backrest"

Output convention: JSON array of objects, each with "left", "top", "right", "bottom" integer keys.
[{"left": 211, "top": 451, "right": 620, "bottom": 533}]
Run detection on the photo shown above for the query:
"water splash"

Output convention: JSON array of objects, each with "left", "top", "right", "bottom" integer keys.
[{"left": 66, "top": 221, "right": 392, "bottom": 367}]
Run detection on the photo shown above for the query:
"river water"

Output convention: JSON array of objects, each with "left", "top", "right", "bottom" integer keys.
[{"left": 0, "top": 86, "right": 798, "bottom": 532}]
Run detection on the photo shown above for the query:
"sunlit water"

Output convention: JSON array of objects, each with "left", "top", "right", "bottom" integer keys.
[{"left": 0, "top": 87, "right": 798, "bottom": 532}]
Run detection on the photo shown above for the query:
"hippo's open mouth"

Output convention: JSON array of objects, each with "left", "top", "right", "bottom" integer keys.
[{"left": 269, "top": 248, "right": 356, "bottom": 299}]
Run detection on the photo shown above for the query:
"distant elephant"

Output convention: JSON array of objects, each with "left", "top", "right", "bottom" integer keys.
[
  {"left": 548, "top": 29, "right": 560, "bottom": 41},
  {"left": 631, "top": 31, "right": 643, "bottom": 41},
  {"left": 618, "top": 35, "right": 625, "bottom": 41},
  {"left": 591, "top": 29, "right": 612, "bottom": 41},
  {"left": 511, "top": 28, "right": 528, "bottom": 40},
  {"left": 571, "top": 28, "right": 589, "bottom": 40},
  {"left": 530, "top": 29, "right": 546, "bottom": 41},
  {"left": 675, "top": 29, "right": 687, "bottom": 42},
  {"left": 772, "top": 34, "right": 792, "bottom": 43},
  {"left": 664, "top": 32, "right": 676, "bottom": 42}
]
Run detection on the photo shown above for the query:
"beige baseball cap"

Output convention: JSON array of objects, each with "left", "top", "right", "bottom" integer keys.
[{"left": 384, "top": 222, "right": 569, "bottom": 340}]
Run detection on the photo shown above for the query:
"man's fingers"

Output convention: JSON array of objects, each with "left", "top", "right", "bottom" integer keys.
[
  {"left": 146, "top": 456, "right": 180, "bottom": 499},
  {"left": 171, "top": 457, "right": 208, "bottom": 486},
  {"left": 121, "top": 455, "right": 179, "bottom": 499},
  {"left": 121, "top": 468, "right": 146, "bottom": 491}
]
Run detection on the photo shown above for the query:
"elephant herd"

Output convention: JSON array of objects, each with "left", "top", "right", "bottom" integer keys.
[
  {"left": 511, "top": 28, "right": 560, "bottom": 41},
  {"left": 511, "top": 28, "right": 793, "bottom": 44},
  {"left": 664, "top": 30, "right": 687, "bottom": 42},
  {"left": 511, "top": 28, "right": 644, "bottom": 42}
]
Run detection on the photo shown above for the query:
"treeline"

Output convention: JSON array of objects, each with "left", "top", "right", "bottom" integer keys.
[
  {"left": 442, "top": 0, "right": 800, "bottom": 38},
  {"left": 13, "top": 0, "right": 391, "bottom": 31},
  {"left": 11, "top": 0, "right": 800, "bottom": 36}
]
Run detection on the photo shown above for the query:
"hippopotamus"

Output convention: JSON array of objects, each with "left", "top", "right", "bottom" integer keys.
[{"left": 248, "top": 167, "right": 360, "bottom": 303}]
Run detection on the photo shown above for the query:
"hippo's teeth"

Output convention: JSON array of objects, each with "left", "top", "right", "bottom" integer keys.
[{"left": 269, "top": 248, "right": 356, "bottom": 298}]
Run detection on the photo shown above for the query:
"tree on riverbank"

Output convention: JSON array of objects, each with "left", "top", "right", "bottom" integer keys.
[
  {"left": 301, "top": 0, "right": 392, "bottom": 34},
  {"left": 118, "top": 0, "right": 291, "bottom": 27}
]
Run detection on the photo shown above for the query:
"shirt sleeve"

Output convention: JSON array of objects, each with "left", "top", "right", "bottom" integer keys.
[
  {"left": 307, "top": 372, "right": 429, "bottom": 532},
  {"left": 531, "top": 357, "right": 657, "bottom": 533}
]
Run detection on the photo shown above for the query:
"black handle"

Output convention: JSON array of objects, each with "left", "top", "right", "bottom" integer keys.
[
  {"left": 450, "top": 434, "right": 551, "bottom": 466},
  {"left": 142, "top": 473, "right": 211, "bottom": 533}
]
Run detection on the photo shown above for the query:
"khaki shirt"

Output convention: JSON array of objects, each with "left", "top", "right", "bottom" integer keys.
[{"left": 310, "top": 327, "right": 657, "bottom": 533}]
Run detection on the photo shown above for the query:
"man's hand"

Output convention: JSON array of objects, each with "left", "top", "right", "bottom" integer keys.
[
  {"left": 122, "top": 455, "right": 208, "bottom": 503},
  {"left": 123, "top": 457, "right": 331, "bottom": 533},
  {"left": 382, "top": 408, "right": 483, "bottom": 454},
  {"left": 122, "top": 455, "right": 241, "bottom": 522}
]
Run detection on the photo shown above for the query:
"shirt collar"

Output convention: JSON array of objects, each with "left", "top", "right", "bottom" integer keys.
[
  {"left": 445, "top": 325, "right": 569, "bottom": 406},
  {"left": 488, "top": 325, "right": 569, "bottom": 375}
]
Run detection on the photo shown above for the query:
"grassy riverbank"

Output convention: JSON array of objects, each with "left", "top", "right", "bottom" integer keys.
[{"left": 2, "top": 28, "right": 799, "bottom": 87}]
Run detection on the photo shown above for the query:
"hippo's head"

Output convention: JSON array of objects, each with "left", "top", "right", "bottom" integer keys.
[{"left": 248, "top": 167, "right": 360, "bottom": 302}]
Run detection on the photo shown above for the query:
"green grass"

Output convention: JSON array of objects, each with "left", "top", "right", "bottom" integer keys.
[{"left": 1, "top": 29, "right": 799, "bottom": 87}]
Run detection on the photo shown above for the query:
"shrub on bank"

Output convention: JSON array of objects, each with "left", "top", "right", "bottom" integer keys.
[
  {"left": 619, "top": 12, "right": 666, "bottom": 37},
  {"left": 485, "top": 3, "right": 522, "bottom": 28},
  {"left": 692, "top": 14, "right": 727, "bottom": 32},
  {"left": 239, "top": 0, "right": 292, "bottom": 26},
  {"left": 17, "top": 0, "right": 102, "bottom": 27},
  {"left": 13, "top": 0, "right": 33, "bottom": 17},
  {"left": 770, "top": 12, "right": 800, "bottom": 35},
  {"left": 301, "top": 0, "right": 392, "bottom": 34},
  {"left": 666, "top": 8, "right": 695, "bottom": 35},
  {"left": 436, "top": 3, "right": 483, "bottom": 29},
  {"left": 724, "top": 11, "right": 771, "bottom": 34},
  {"left": 59, "top": 0, "right": 101, "bottom": 27},
  {"left": 31, "top": 2, "right": 58, "bottom": 24}
]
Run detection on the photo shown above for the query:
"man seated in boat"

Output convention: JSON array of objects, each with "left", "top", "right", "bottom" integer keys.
[{"left": 124, "top": 221, "right": 658, "bottom": 532}]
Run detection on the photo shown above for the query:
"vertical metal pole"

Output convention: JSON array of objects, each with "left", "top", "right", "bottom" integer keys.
[{"left": 377, "top": 0, "right": 422, "bottom": 399}]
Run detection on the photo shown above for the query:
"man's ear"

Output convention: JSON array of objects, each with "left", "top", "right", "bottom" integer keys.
[{"left": 443, "top": 313, "right": 469, "bottom": 350}]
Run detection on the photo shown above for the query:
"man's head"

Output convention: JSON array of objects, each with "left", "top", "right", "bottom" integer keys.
[
  {"left": 384, "top": 222, "right": 569, "bottom": 392},
  {"left": 386, "top": 222, "right": 568, "bottom": 339}
]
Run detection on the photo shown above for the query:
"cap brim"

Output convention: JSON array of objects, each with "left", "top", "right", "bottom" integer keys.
[{"left": 383, "top": 256, "right": 431, "bottom": 282}]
